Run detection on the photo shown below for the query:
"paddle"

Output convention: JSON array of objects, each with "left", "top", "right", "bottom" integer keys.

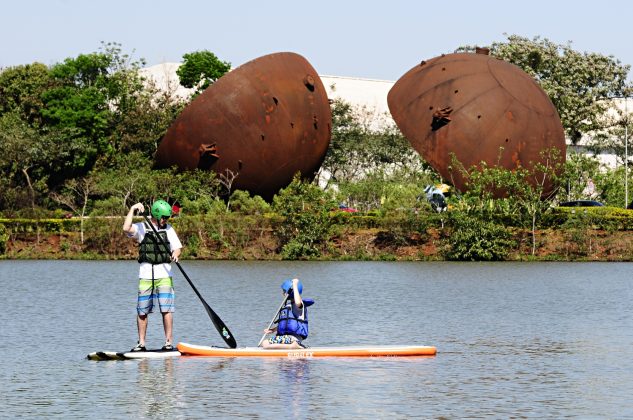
[
  {"left": 257, "top": 292, "right": 289, "bottom": 347},
  {"left": 141, "top": 213, "right": 237, "bottom": 349}
]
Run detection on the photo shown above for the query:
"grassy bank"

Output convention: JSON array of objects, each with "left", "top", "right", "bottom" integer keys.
[{"left": 2, "top": 212, "right": 633, "bottom": 261}]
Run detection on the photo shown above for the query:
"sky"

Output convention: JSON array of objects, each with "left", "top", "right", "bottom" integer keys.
[{"left": 2, "top": 0, "right": 632, "bottom": 82}]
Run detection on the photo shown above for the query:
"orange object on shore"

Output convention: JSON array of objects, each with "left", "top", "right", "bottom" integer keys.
[{"left": 177, "top": 342, "right": 436, "bottom": 358}]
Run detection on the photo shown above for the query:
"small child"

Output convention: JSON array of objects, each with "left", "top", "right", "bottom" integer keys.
[{"left": 262, "top": 278, "right": 314, "bottom": 349}]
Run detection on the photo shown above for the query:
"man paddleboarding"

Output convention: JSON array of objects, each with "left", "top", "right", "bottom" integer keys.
[
  {"left": 261, "top": 278, "right": 314, "bottom": 349},
  {"left": 123, "top": 200, "right": 182, "bottom": 352}
]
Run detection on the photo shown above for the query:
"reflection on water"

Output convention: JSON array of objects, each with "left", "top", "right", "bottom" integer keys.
[
  {"left": 275, "top": 359, "right": 311, "bottom": 418},
  {"left": 134, "top": 359, "right": 180, "bottom": 418},
  {"left": 1, "top": 260, "right": 633, "bottom": 418}
]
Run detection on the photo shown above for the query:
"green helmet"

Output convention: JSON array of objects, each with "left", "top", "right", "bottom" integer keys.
[{"left": 151, "top": 199, "right": 172, "bottom": 219}]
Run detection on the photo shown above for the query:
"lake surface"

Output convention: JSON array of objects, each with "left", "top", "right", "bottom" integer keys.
[{"left": 1, "top": 260, "right": 632, "bottom": 418}]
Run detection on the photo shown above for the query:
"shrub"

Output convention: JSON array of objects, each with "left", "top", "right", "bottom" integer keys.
[
  {"left": 443, "top": 214, "right": 515, "bottom": 261},
  {"left": 0, "top": 224, "right": 8, "bottom": 254},
  {"left": 83, "top": 216, "right": 125, "bottom": 257},
  {"left": 273, "top": 175, "right": 335, "bottom": 259},
  {"left": 228, "top": 190, "right": 271, "bottom": 215}
]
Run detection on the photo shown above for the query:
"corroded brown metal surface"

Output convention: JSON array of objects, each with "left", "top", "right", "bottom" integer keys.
[
  {"left": 388, "top": 52, "right": 566, "bottom": 196},
  {"left": 155, "top": 52, "right": 332, "bottom": 200}
]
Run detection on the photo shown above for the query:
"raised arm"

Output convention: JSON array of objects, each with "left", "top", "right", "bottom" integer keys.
[
  {"left": 292, "top": 278, "right": 303, "bottom": 308},
  {"left": 123, "top": 202, "right": 144, "bottom": 234}
]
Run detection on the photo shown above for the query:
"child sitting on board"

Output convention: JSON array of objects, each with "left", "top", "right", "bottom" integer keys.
[{"left": 261, "top": 278, "right": 314, "bottom": 349}]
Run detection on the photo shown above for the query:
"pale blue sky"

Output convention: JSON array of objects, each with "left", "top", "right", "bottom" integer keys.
[{"left": 2, "top": 0, "right": 631, "bottom": 81}]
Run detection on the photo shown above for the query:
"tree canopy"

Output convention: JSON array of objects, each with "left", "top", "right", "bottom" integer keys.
[
  {"left": 458, "top": 34, "right": 631, "bottom": 145},
  {"left": 176, "top": 50, "right": 231, "bottom": 95},
  {"left": 0, "top": 42, "right": 183, "bottom": 215}
]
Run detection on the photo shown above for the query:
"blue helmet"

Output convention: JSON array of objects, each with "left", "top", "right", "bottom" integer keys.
[{"left": 281, "top": 279, "right": 303, "bottom": 294}]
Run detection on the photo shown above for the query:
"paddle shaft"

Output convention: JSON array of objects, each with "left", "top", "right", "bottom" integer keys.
[
  {"left": 141, "top": 214, "right": 237, "bottom": 348},
  {"left": 257, "top": 294, "right": 289, "bottom": 347}
]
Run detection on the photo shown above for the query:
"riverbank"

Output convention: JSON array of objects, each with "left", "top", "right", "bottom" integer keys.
[{"left": 4, "top": 223, "right": 633, "bottom": 261}]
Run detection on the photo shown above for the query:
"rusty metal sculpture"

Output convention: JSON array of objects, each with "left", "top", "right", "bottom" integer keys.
[
  {"left": 388, "top": 51, "right": 566, "bottom": 196},
  {"left": 155, "top": 52, "right": 332, "bottom": 200}
]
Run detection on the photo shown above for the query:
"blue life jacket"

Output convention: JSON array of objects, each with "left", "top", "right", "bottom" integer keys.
[{"left": 276, "top": 298, "right": 314, "bottom": 340}]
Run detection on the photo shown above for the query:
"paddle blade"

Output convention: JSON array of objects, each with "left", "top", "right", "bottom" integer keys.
[{"left": 202, "top": 300, "right": 237, "bottom": 348}]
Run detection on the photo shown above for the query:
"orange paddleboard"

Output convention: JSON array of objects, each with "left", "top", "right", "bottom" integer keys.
[{"left": 177, "top": 342, "right": 436, "bottom": 358}]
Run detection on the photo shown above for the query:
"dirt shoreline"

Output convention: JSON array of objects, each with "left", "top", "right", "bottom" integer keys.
[{"left": 4, "top": 227, "right": 633, "bottom": 261}]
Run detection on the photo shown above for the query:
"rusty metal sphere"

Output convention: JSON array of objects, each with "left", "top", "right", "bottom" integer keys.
[
  {"left": 388, "top": 52, "right": 566, "bottom": 196},
  {"left": 155, "top": 52, "right": 332, "bottom": 201}
]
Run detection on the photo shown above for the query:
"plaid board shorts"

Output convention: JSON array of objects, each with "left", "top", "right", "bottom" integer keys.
[
  {"left": 137, "top": 277, "right": 175, "bottom": 315},
  {"left": 268, "top": 335, "right": 301, "bottom": 345}
]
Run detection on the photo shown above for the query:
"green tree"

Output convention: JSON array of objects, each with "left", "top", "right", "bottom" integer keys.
[
  {"left": 514, "top": 149, "right": 565, "bottom": 255},
  {"left": 110, "top": 77, "right": 184, "bottom": 157},
  {"left": 320, "top": 99, "right": 365, "bottom": 184},
  {"left": 103, "top": 43, "right": 184, "bottom": 158},
  {"left": 50, "top": 174, "right": 97, "bottom": 243},
  {"left": 560, "top": 152, "right": 601, "bottom": 202},
  {"left": 0, "top": 112, "right": 90, "bottom": 213},
  {"left": 451, "top": 148, "right": 564, "bottom": 255},
  {"left": 458, "top": 35, "right": 631, "bottom": 144},
  {"left": 320, "top": 98, "right": 427, "bottom": 187},
  {"left": 42, "top": 52, "right": 113, "bottom": 151},
  {"left": 93, "top": 152, "right": 156, "bottom": 211},
  {"left": 176, "top": 50, "right": 231, "bottom": 95},
  {"left": 272, "top": 175, "right": 335, "bottom": 259},
  {"left": 336, "top": 167, "right": 434, "bottom": 212},
  {"left": 41, "top": 42, "right": 152, "bottom": 170},
  {"left": 593, "top": 166, "right": 629, "bottom": 207},
  {"left": 0, "top": 62, "right": 52, "bottom": 125},
  {"left": 0, "top": 112, "right": 47, "bottom": 211},
  {"left": 588, "top": 101, "right": 633, "bottom": 166}
]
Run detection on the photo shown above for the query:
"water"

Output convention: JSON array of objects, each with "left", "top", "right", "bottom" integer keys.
[{"left": 1, "top": 260, "right": 632, "bottom": 418}]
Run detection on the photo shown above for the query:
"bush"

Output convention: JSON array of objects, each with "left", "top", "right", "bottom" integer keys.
[
  {"left": 0, "top": 224, "right": 8, "bottom": 254},
  {"left": 560, "top": 211, "right": 595, "bottom": 256},
  {"left": 443, "top": 214, "right": 515, "bottom": 261},
  {"left": 544, "top": 206, "right": 633, "bottom": 230},
  {"left": 83, "top": 216, "right": 125, "bottom": 257},
  {"left": 273, "top": 175, "right": 335, "bottom": 259},
  {"left": 228, "top": 190, "right": 270, "bottom": 215},
  {"left": 376, "top": 212, "right": 429, "bottom": 246},
  {"left": 0, "top": 218, "right": 81, "bottom": 233}
]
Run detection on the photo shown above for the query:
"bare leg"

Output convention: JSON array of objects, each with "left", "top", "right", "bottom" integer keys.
[
  {"left": 162, "top": 312, "right": 173, "bottom": 344},
  {"left": 137, "top": 314, "right": 148, "bottom": 345}
]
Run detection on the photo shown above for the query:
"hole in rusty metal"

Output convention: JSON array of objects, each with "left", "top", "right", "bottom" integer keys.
[
  {"left": 197, "top": 143, "right": 219, "bottom": 169},
  {"left": 442, "top": 67, "right": 446, "bottom": 71},
  {"left": 429, "top": 106, "right": 433, "bottom": 110},
  {"left": 290, "top": 122, "right": 294, "bottom": 128},
  {"left": 313, "top": 115, "right": 318, "bottom": 130},
  {"left": 420, "top": 60, "right": 426, "bottom": 66},
  {"left": 273, "top": 97, "right": 278, "bottom": 106},
  {"left": 238, "top": 160, "right": 243, "bottom": 170},
  {"left": 478, "top": 115, "right": 482, "bottom": 119},
  {"left": 431, "top": 107, "right": 453, "bottom": 131},
  {"left": 304, "top": 75, "right": 315, "bottom": 92},
  {"left": 261, "top": 134, "right": 265, "bottom": 141},
  {"left": 454, "top": 90, "right": 459, "bottom": 94},
  {"left": 505, "top": 138, "right": 509, "bottom": 142}
]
